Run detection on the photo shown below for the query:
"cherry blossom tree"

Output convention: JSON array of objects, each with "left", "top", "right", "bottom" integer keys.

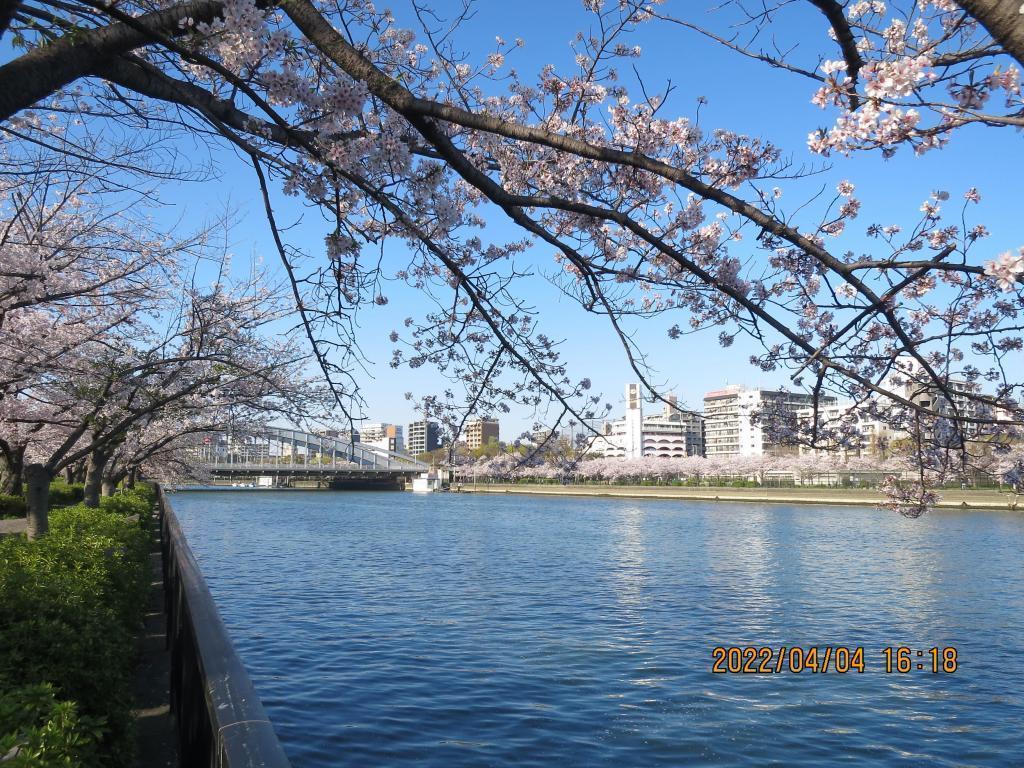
[
  {"left": 470, "top": 450, "right": 916, "bottom": 490},
  {"left": 0, "top": 164, "right": 326, "bottom": 533},
  {"left": 101, "top": 379, "right": 326, "bottom": 491},
  {"left": 1, "top": 0, "right": 1021, "bottom": 514},
  {"left": 9, "top": 273, "right": 316, "bottom": 529},
  {"left": 0, "top": 152, "right": 205, "bottom": 497}
]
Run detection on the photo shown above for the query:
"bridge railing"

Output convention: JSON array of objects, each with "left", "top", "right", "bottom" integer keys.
[
  {"left": 158, "top": 486, "right": 292, "bottom": 767},
  {"left": 201, "top": 427, "right": 429, "bottom": 472}
]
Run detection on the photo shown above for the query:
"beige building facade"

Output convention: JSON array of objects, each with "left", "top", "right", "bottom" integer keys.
[{"left": 465, "top": 418, "right": 500, "bottom": 449}]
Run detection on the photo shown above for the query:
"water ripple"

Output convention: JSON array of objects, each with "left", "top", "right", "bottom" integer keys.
[{"left": 173, "top": 491, "right": 1024, "bottom": 766}]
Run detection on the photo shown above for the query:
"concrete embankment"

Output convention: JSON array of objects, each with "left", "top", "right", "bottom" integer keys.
[{"left": 463, "top": 484, "right": 1020, "bottom": 511}]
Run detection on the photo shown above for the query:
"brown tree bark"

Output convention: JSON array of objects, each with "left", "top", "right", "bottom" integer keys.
[
  {"left": 83, "top": 449, "right": 110, "bottom": 508},
  {"left": 0, "top": 441, "right": 24, "bottom": 496},
  {"left": 957, "top": 0, "right": 1024, "bottom": 67},
  {"left": 126, "top": 467, "right": 138, "bottom": 489},
  {"left": 101, "top": 477, "right": 117, "bottom": 497},
  {"left": 24, "top": 463, "right": 50, "bottom": 539},
  {"left": 0, "top": 0, "right": 270, "bottom": 123}
]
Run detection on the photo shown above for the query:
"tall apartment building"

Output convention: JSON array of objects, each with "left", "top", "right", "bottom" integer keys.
[
  {"left": 407, "top": 419, "right": 441, "bottom": 455},
  {"left": 703, "top": 385, "right": 835, "bottom": 458},
  {"left": 359, "top": 422, "right": 404, "bottom": 453},
  {"left": 464, "top": 418, "right": 499, "bottom": 449},
  {"left": 792, "top": 357, "right": 998, "bottom": 461},
  {"left": 881, "top": 362, "right": 991, "bottom": 437},
  {"left": 222, "top": 435, "right": 271, "bottom": 462},
  {"left": 798, "top": 362, "right": 993, "bottom": 459},
  {"left": 794, "top": 401, "right": 894, "bottom": 460},
  {"left": 589, "top": 384, "right": 705, "bottom": 459}
]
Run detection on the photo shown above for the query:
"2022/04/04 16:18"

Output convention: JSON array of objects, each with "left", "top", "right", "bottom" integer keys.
[{"left": 711, "top": 646, "right": 960, "bottom": 674}]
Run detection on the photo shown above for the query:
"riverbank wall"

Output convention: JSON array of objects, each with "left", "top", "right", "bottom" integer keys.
[{"left": 463, "top": 483, "right": 1020, "bottom": 511}]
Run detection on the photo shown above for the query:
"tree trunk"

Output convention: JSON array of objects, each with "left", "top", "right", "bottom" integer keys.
[
  {"left": 126, "top": 467, "right": 138, "bottom": 489},
  {"left": 0, "top": 442, "right": 25, "bottom": 496},
  {"left": 24, "top": 463, "right": 51, "bottom": 539},
  {"left": 957, "top": 1, "right": 1024, "bottom": 69},
  {"left": 83, "top": 449, "right": 109, "bottom": 508},
  {"left": 101, "top": 477, "right": 117, "bottom": 497},
  {"left": 63, "top": 466, "right": 74, "bottom": 484},
  {"left": 72, "top": 462, "right": 87, "bottom": 483}
]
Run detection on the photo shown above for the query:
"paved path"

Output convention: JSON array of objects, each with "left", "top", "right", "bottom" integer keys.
[
  {"left": 0, "top": 517, "right": 27, "bottom": 535},
  {"left": 132, "top": 526, "right": 178, "bottom": 768},
  {"left": 466, "top": 484, "right": 1021, "bottom": 511}
]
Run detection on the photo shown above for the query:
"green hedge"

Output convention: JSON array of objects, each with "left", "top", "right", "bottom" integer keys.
[
  {"left": 0, "top": 684, "right": 104, "bottom": 767},
  {"left": 0, "top": 488, "right": 152, "bottom": 766},
  {"left": 48, "top": 481, "right": 85, "bottom": 508},
  {"left": 98, "top": 491, "right": 152, "bottom": 519},
  {"left": 0, "top": 494, "right": 26, "bottom": 519}
]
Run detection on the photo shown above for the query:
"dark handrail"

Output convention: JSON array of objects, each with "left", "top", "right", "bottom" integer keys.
[{"left": 157, "top": 486, "right": 292, "bottom": 767}]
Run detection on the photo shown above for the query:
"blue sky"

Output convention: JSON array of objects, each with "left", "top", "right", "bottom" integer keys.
[{"left": 38, "top": 0, "right": 1019, "bottom": 439}]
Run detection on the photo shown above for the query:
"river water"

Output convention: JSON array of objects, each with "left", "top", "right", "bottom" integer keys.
[{"left": 171, "top": 490, "right": 1024, "bottom": 766}]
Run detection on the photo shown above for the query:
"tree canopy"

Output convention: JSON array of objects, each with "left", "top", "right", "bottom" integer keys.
[{"left": 1, "top": 0, "right": 1022, "bottom": 514}]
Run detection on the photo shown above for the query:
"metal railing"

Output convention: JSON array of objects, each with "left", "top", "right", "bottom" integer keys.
[
  {"left": 196, "top": 426, "right": 429, "bottom": 473},
  {"left": 158, "top": 487, "right": 292, "bottom": 767}
]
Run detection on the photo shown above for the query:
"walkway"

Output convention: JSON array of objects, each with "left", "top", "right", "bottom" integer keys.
[
  {"left": 132, "top": 522, "right": 177, "bottom": 768},
  {"left": 0, "top": 517, "right": 26, "bottom": 535}
]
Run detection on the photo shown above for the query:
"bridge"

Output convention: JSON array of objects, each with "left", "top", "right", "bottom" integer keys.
[{"left": 197, "top": 426, "right": 431, "bottom": 489}]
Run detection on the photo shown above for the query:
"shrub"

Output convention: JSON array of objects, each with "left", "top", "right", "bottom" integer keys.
[
  {"left": 48, "top": 481, "right": 84, "bottom": 508},
  {"left": 99, "top": 492, "right": 150, "bottom": 518},
  {"left": 0, "top": 684, "right": 104, "bottom": 767},
  {"left": 0, "top": 503, "right": 149, "bottom": 766},
  {"left": 129, "top": 483, "right": 156, "bottom": 507},
  {"left": 100, "top": 486, "right": 156, "bottom": 535},
  {"left": 0, "top": 494, "right": 26, "bottom": 519}
]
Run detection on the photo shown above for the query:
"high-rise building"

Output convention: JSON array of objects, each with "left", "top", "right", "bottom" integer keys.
[
  {"left": 794, "top": 361, "right": 994, "bottom": 459},
  {"left": 464, "top": 418, "right": 500, "bottom": 449},
  {"left": 703, "top": 385, "right": 835, "bottom": 458},
  {"left": 588, "top": 385, "right": 704, "bottom": 458},
  {"left": 359, "top": 422, "right": 404, "bottom": 453},
  {"left": 879, "top": 360, "right": 991, "bottom": 437},
  {"left": 794, "top": 401, "right": 890, "bottom": 460},
  {"left": 407, "top": 419, "right": 441, "bottom": 455}
]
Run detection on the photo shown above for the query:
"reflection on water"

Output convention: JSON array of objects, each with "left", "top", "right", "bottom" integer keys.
[
  {"left": 706, "top": 505, "right": 781, "bottom": 640},
  {"left": 609, "top": 506, "right": 648, "bottom": 613},
  {"left": 173, "top": 491, "right": 1024, "bottom": 767}
]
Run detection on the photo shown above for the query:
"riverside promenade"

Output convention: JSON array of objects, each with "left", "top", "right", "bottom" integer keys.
[{"left": 464, "top": 483, "right": 1021, "bottom": 511}]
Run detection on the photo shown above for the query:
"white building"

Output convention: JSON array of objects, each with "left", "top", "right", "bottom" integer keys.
[
  {"left": 880, "top": 362, "right": 991, "bottom": 438},
  {"left": 703, "top": 385, "right": 835, "bottom": 458},
  {"left": 407, "top": 420, "right": 441, "bottom": 455},
  {"left": 589, "top": 384, "right": 705, "bottom": 458},
  {"left": 795, "top": 401, "right": 895, "bottom": 460},
  {"left": 359, "top": 422, "right": 404, "bottom": 453}
]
